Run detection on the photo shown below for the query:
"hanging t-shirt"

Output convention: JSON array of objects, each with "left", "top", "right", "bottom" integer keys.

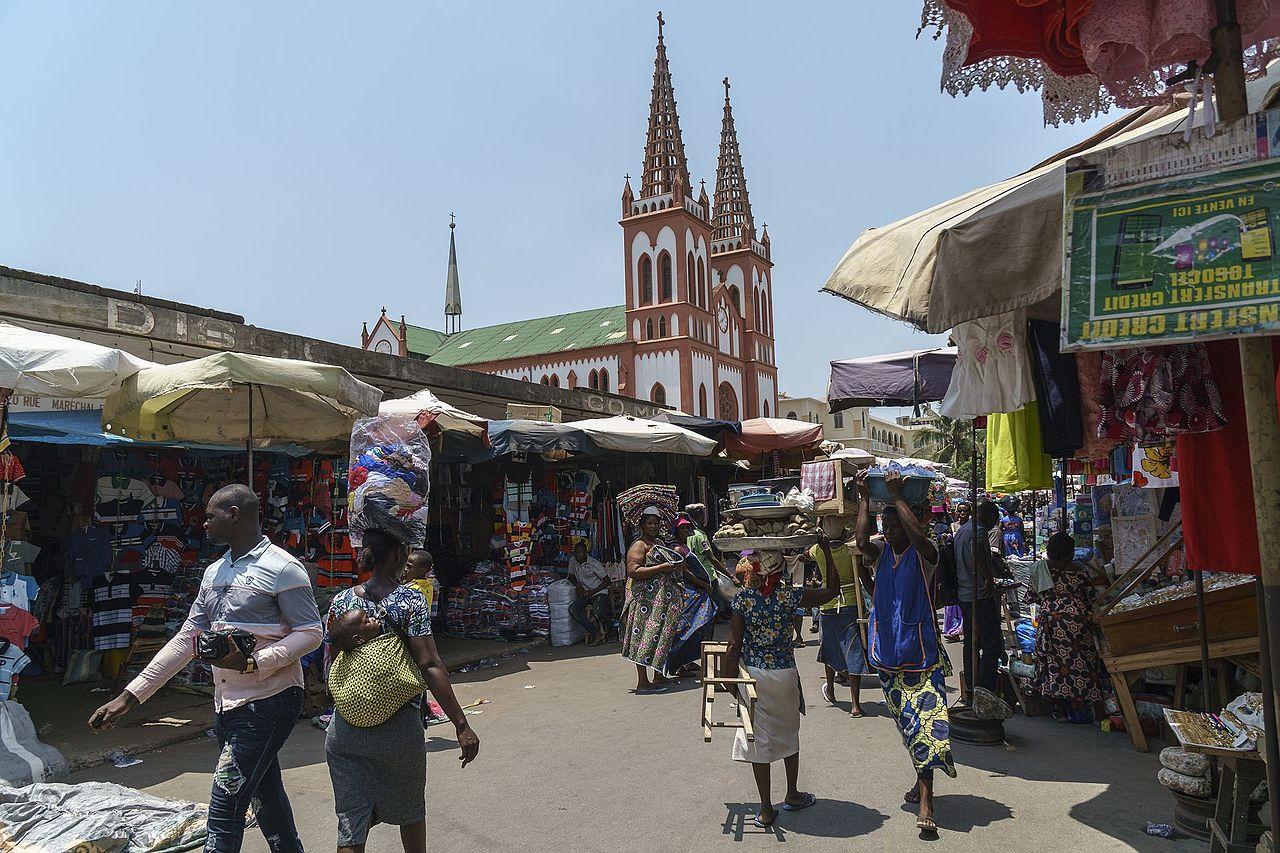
[
  {"left": 0, "top": 639, "right": 31, "bottom": 701},
  {"left": 91, "top": 574, "right": 139, "bottom": 651},
  {"left": 986, "top": 404, "right": 1054, "bottom": 491},
  {"left": 0, "top": 573, "right": 39, "bottom": 613},
  {"left": 940, "top": 309, "right": 1037, "bottom": 418},
  {"left": 65, "top": 528, "right": 112, "bottom": 580},
  {"left": 1026, "top": 319, "right": 1083, "bottom": 457},
  {"left": 0, "top": 542, "right": 39, "bottom": 574},
  {"left": 93, "top": 476, "right": 156, "bottom": 522},
  {"left": 0, "top": 606, "right": 39, "bottom": 647}
]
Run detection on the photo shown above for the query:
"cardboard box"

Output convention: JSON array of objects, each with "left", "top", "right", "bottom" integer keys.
[{"left": 506, "top": 404, "right": 562, "bottom": 423}]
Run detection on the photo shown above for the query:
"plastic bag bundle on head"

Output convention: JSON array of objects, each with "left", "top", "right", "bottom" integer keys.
[{"left": 348, "top": 415, "right": 432, "bottom": 548}]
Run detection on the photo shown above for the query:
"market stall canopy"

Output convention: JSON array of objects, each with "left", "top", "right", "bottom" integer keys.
[
  {"left": 821, "top": 65, "right": 1280, "bottom": 334},
  {"left": 726, "top": 418, "right": 824, "bottom": 457},
  {"left": 565, "top": 415, "right": 718, "bottom": 457},
  {"left": 102, "top": 352, "right": 382, "bottom": 447},
  {"left": 7, "top": 409, "right": 312, "bottom": 455},
  {"left": 0, "top": 321, "right": 154, "bottom": 398},
  {"left": 379, "top": 388, "right": 488, "bottom": 439},
  {"left": 827, "top": 347, "right": 958, "bottom": 412},
  {"left": 487, "top": 420, "right": 595, "bottom": 457},
  {"left": 648, "top": 411, "right": 742, "bottom": 439}
]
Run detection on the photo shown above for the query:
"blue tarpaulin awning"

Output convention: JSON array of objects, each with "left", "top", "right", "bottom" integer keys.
[{"left": 7, "top": 409, "right": 311, "bottom": 455}]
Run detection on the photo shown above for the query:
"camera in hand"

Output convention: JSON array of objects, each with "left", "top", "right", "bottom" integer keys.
[{"left": 194, "top": 629, "right": 258, "bottom": 662}]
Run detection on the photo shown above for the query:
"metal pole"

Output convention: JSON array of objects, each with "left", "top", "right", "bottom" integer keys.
[
  {"left": 970, "top": 418, "right": 980, "bottom": 700},
  {"left": 1030, "top": 489, "right": 1038, "bottom": 560},
  {"left": 246, "top": 383, "right": 254, "bottom": 488},
  {"left": 1211, "top": 4, "right": 1280, "bottom": 842},
  {"left": 1258, "top": 579, "right": 1280, "bottom": 845},
  {"left": 1194, "top": 568, "right": 1213, "bottom": 711}
]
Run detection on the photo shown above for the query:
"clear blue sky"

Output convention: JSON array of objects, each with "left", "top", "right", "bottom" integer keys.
[{"left": 0, "top": 2, "right": 1112, "bottom": 399}]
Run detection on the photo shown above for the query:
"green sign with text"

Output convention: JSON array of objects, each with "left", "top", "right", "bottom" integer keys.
[{"left": 1064, "top": 160, "right": 1280, "bottom": 349}]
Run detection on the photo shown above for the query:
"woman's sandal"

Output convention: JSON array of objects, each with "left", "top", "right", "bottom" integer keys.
[
  {"left": 782, "top": 792, "right": 817, "bottom": 812},
  {"left": 849, "top": 708, "right": 864, "bottom": 718},
  {"left": 752, "top": 811, "right": 778, "bottom": 828},
  {"left": 904, "top": 788, "right": 921, "bottom": 804},
  {"left": 916, "top": 816, "right": 938, "bottom": 834}
]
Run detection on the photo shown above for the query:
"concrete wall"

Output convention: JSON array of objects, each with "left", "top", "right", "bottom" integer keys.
[{"left": 0, "top": 266, "right": 663, "bottom": 421}]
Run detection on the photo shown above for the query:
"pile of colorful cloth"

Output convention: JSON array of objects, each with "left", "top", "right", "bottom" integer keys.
[
  {"left": 348, "top": 416, "right": 432, "bottom": 547},
  {"left": 444, "top": 562, "right": 555, "bottom": 640},
  {"left": 615, "top": 484, "right": 678, "bottom": 533}
]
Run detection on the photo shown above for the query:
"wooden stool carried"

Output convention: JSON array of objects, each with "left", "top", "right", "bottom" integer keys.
[{"left": 700, "top": 640, "right": 757, "bottom": 743}]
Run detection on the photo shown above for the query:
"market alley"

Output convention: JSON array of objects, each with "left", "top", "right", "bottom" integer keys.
[{"left": 74, "top": 636, "right": 1195, "bottom": 852}]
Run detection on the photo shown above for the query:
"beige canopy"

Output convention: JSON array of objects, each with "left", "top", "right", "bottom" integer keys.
[
  {"left": 103, "top": 351, "right": 382, "bottom": 447},
  {"left": 821, "top": 68, "right": 1280, "bottom": 334}
]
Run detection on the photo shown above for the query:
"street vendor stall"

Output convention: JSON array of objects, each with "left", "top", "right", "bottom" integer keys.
[{"left": 823, "top": 6, "right": 1280, "bottom": 843}]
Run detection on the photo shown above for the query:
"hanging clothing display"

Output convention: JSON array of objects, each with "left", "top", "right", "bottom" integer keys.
[
  {"left": 940, "top": 310, "right": 1037, "bottom": 418},
  {"left": 1098, "top": 344, "right": 1227, "bottom": 442},
  {"left": 986, "top": 404, "right": 1054, "bottom": 492},
  {"left": 1073, "top": 350, "right": 1118, "bottom": 461},
  {"left": 1026, "top": 319, "right": 1083, "bottom": 457},
  {"left": 1178, "top": 338, "right": 1280, "bottom": 576},
  {"left": 1131, "top": 443, "right": 1178, "bottom": 488}
]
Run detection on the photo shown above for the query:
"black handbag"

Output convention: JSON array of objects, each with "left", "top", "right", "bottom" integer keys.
[
  {"left": 933, "top": 542, "right": 960, "bottom": 607},
  {"left": 193, "top": 628, "right": 257, "bottom": 661}
]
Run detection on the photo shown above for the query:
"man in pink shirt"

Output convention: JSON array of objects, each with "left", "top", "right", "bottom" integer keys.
[{"left": 90, "top": 484, "right": 322, "bottom": 853}]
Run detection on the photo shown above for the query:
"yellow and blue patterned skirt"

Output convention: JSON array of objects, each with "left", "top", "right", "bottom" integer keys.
[{"left": 877, "top": 664, "right": 957, "bottom": 778}]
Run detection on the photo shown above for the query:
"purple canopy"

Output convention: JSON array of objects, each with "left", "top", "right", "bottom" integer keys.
[{"left": 827, "top": 347, "right": 957, "bottom": 412}]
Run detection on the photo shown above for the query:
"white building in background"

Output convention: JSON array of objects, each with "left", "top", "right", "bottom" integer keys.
[{"left": 778, "top": 394, "right": 925, "bottom": 459}]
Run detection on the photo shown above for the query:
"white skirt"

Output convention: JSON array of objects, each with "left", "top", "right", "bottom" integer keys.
[{"left": 733, "top": 665, "right": 803, "bottom": 764}]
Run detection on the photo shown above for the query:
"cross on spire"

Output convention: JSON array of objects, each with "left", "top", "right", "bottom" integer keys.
[
  {"left": 713, "top": 76, "right": 755, "bottom": 246},
  {"left": 639, "top": 12, "right": 690, "bottom": 199}
]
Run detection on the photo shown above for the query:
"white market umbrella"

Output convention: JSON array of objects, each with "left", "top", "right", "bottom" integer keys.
[
  {"left": 103, "top": 352, "right": 382, "bottom": 479},
  {"left": 0, "top": 321, "right": 154, "bottom": 398},
  {"left": 379, "top": 388, "right": 488, "bottom": 439},
  {"left": 821, "top": 65, "right": 1280, "bottom": 334},
  {"left": 564, "top": 415, "right": 717, "bottom": 457}
]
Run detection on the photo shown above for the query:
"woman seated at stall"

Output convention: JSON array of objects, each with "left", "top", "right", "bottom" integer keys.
[
  {"left": 1027, "top": 532, "right": 1108, "bottom": 723},
  {"left": 722, "top": 534, "right": 841, "bottom": 829}
]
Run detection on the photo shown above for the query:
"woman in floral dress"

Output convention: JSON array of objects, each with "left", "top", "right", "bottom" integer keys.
[
  {"left": 1027, "top": 532, "right": 1108, "bottom": 722},
  {"left": 722, "top": 536, "right": 841, "bottom": 829}
]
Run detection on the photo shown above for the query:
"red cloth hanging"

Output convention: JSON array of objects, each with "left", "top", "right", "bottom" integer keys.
[
  {"left": 1177, "top": 338, "right": 1280, "bottom": 576},
  {"left": 947, "top": 0, "right": 1094, "bottom": 77}
]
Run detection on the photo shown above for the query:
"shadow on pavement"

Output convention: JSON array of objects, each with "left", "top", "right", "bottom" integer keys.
[
  {"left": 898, "top": 794, "right": 1013, "bottom": 833},
  {"left": 722, "top": 799, "right": 889, "bottom": 842}
]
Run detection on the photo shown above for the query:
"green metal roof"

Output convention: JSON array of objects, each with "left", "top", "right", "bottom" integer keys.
[
  {"left": 413, "top": 305, "right": 628, "bottom": 367},
  {"left": 404, "top": 325, "right": 448, "bottom": 356}
]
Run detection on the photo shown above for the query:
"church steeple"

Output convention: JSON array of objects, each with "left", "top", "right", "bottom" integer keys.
[
  {"left": 639, "top": 12, "right": 691, "bottom": 201},
  {"left": 712, "top": 77, "right": 756, "bottom": 251},
  {"left": 444, "top": 214, "right": 462, "bottom": 334}
]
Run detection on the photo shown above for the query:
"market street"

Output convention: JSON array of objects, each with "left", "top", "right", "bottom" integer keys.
[{"left": 75, "top": 637, "right": 1198, "bottom": 852}]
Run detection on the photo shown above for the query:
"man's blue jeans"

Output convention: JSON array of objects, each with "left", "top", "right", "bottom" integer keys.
[{"left": 207, "top": 686, "right": 304, "bottom": 853}]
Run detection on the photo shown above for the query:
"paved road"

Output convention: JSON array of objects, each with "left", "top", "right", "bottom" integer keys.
[{"left": 75, "top": 638, "right": 1199, "bottom": 852}]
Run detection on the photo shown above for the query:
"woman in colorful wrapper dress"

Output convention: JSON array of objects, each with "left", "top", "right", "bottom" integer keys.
[
  {"left": 1027, "top": 532, "right": 1108, "bottom": 722},
  {"left": 854, "top": 471, "right": 955, "bottom": 836},
  {"left": 722, "top": 535, "right": 842, "bottom": 829},
  {"left": 620, "top": 507, "right": 688, "bottom": 692}
]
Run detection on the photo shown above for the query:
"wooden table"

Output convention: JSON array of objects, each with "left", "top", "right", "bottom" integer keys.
[{"left": 1164, "top": 709, "right": 1266, "bottom": 853}]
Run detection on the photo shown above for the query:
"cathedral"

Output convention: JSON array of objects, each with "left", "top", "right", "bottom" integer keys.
[{"left": 361, "top": 15, "right": 778, "bottom": 420}]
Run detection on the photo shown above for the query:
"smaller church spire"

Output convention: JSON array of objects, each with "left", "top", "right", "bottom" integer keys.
[
  {"left": 621, "top": 173, "right": 634, "bottom": 217},
  {"left": 444, "top": 214, "right": 463, "bottom": 334},
  {"left": 712, "top": 76, "right": 757, "bottom": 250}
]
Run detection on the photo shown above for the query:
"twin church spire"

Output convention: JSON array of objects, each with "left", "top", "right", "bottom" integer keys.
[{"left": 627, "top": 12, "right": 759, "bottom": 251}]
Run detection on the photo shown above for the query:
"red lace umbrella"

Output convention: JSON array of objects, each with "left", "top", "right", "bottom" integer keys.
[{"left": 923, "top": 0, "right": 1280, "bottom": 124}]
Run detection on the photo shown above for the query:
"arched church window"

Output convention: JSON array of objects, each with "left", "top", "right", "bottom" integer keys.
[
  {"left": 640, "top": 256, "right": 653, "bottom": 305},
  {"left": 659, "top": 252, "right": 673, "bottom": 302}
]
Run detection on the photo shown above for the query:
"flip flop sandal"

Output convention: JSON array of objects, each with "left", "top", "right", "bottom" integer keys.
[
  {"left": 904, "top": 788, "right": 921, "bottom": 804},
  {"left": 916, "top": 817, "right": 938, "bottom": 834},
  {"left": 752, "top": 812, "right": 778, "bottom": 828},
  {"left": 849, "top": 708, "right": 865, "bottom": 718},
  {"left": 782, "top": 792, "right": 817, "bottom": 812}
]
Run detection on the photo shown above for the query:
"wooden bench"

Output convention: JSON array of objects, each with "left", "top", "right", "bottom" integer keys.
[{"left": 700, "top": 641, "right": 757, "bottom": 743}]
